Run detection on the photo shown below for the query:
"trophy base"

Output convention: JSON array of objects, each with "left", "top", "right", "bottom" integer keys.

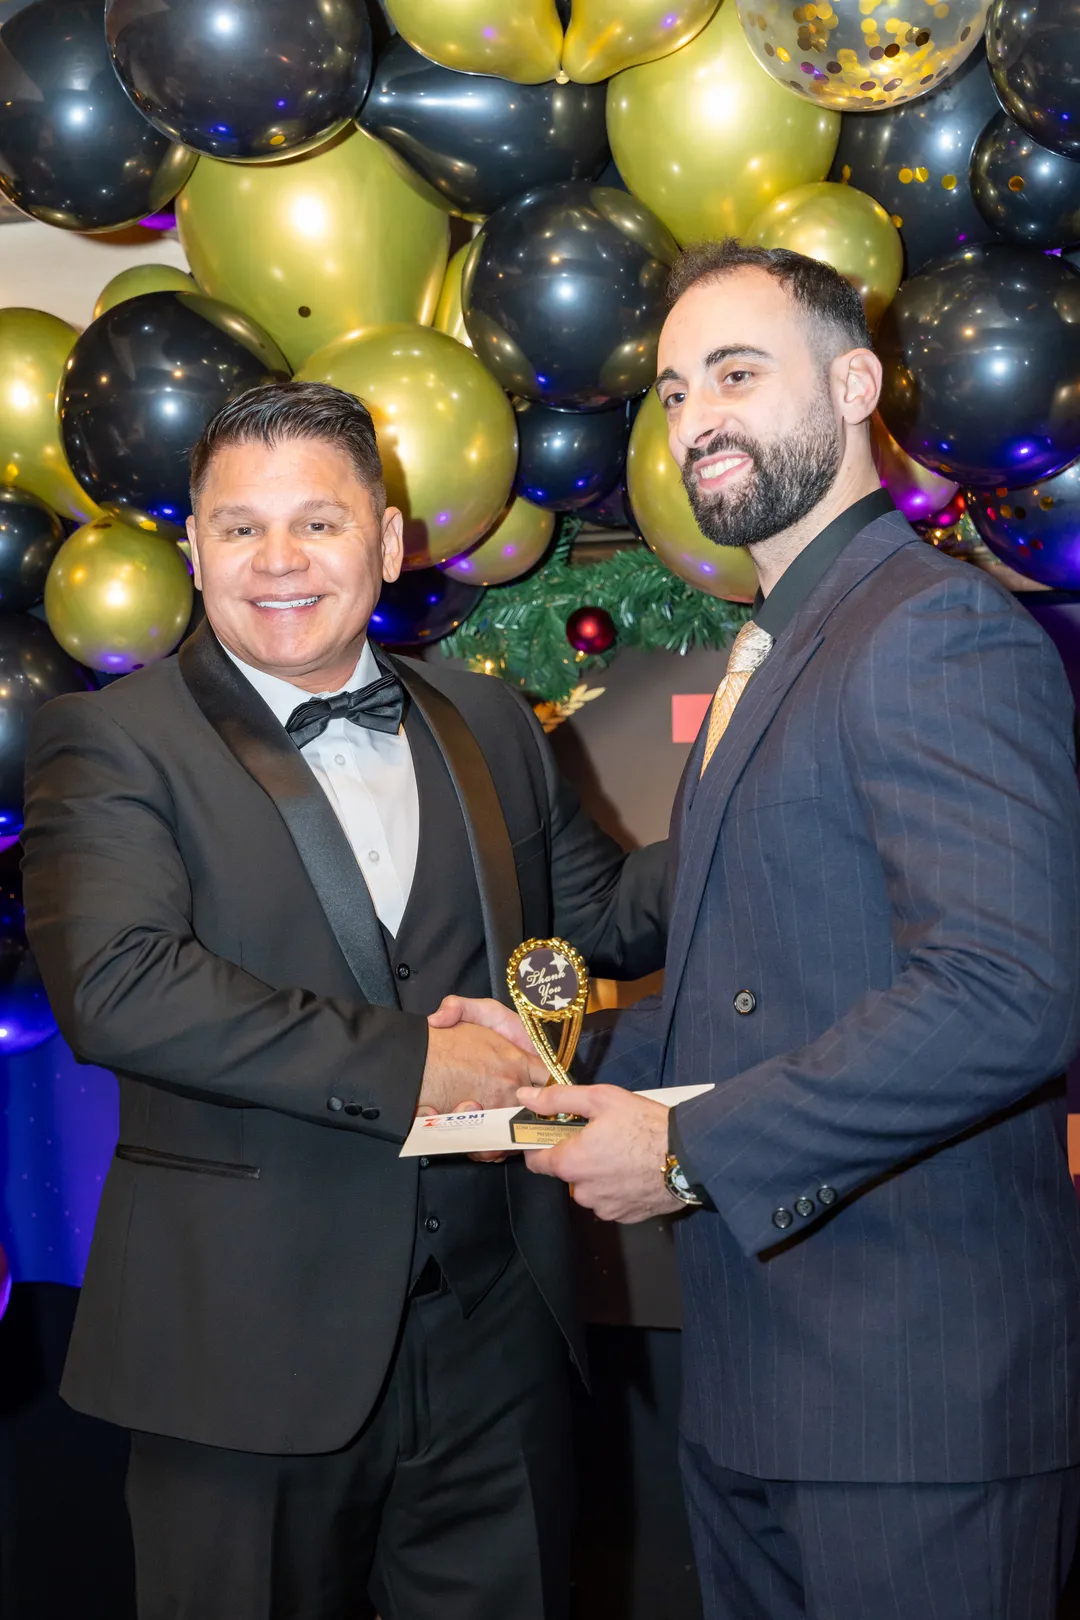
[{"left": 509, "top": 1108, "right": 588, "bottom": 1147}]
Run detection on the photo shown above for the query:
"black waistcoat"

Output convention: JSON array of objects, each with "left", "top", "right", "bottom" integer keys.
[{"left": 384, "top": 705, "right": 515, "bottom": 1313}]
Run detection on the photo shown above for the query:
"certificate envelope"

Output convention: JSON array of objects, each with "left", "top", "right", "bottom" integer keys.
[{"left": 399, "top": 1084, "right": 714, "bottom": 1158}]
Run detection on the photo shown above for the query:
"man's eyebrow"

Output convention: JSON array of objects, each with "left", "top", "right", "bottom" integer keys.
[
  {"left": 654, "top": 366, "right": 683, "bottom": 393},
  {"left": 703, "top": 345, "right": 773, "bottom": 367},
  {"left": 207, "top": 497, "right": 352, "bottom": 523}
]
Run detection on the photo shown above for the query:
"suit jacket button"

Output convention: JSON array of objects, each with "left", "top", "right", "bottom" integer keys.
[
  {"left": 795, "top": 1196, "right": 815, "bottom": 1219},
  {"left": 361, "top": 1106, "right": 380, "bottom": 1121},
  {"left": 343, "top": 1103, "right": 362, "bottom": 1116},
  {"left": 772, "top": 1207, "right": 793, "bottom": 1230},
  {"left": 424, "top": 1215, "right": 441, "bottom": 1233},
  {"left": 817, "top": 1185, "right": 837, "bottom": 1207},
  {"left": 327, "top": 1096, "right": 344, "bottom": 1113},
  {"left": 733, "top": 990, "right": 756, "bottom": 1015},
  {"left": 397, "top": 963, "right": 411, "bottom": 981}
]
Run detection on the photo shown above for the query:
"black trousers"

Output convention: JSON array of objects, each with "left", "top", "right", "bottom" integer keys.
[
  {"left": 682, "top": 1440, "right": 1080, "bottom": 1620},
  {"left": 126, "top": 1254, "right": 572, "bottom": 1620}
]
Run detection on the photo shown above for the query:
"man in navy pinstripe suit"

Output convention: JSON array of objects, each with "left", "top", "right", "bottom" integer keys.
[{"left": 507, "top": 241, "right": 1080, "bottom": 1617}]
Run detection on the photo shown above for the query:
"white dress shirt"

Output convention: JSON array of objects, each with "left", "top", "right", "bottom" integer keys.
[{"left": 224, "top": 641, "right": 419, "bottom": 935}]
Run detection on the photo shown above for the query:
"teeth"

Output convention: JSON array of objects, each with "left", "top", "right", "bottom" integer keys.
[
  {"left": 698, "top": 457, "right": 745, "bottom": 483},
  {"left": 255, "top": 597, "right": 320, "bottom": 609}
]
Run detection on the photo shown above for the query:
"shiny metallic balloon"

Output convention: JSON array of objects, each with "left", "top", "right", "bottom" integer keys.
[
  {"left": 987, "top": 0, "right": 1080, "bottom": 161},
  {"left": 462, "top": 182, "right": 677, "bottom": 409},
  {"left": 966, "top": 458, "right": 1080, "bottom": 587},
  {"left": 626, "top": 389, "right": 758, "bottom": 603},
  {"left": 45, "top": 516, "right": 193, "bottom": 672},
  {"left": 746, "top": 181, "right": 903, "bottom": 326},
  {"left": 970, "top": 111, "right": 1080, "bottom": 248},
  {"left": 59, "top": 291, "right": 290, "bottom": 529},
  {"left": 0, "top": 309, "right": 99, "bottom": 525},
  {"left": 0, "top": 487, "right": 64, "bottom": 610},
  {"left": 360, "top": 38, "right": 609, "bottom": 221},
  {"left": 384, "top": 0, "right": 562, "bottom": 84},
  {"left": 441, "top": 497, "right": 555, "bottom": 585},
  {"left": 433, "top": 240, "right": 477, "bottom": 348},
  {"left": 829, "top": 45, "right": 1002, "bottom": 274},
  {"left": 369, "top": 565, "right": 484, "bottom": 645},
  {"left": 563, "top": 0, "right": 720, "bottom": 82},
  {"left": 578, "top": 480, "right": 635, "bottom": 529},
  {"left": 870, "top": 411, "right": 958, "bottom": 523},
  {"left": 93, "top": 264, "right": 196, "bottom": 322},
  {"left": 514, "top": 401, "right": 628, "bottom": 512},
  {"left": 877, "top": 245, "right": 1080, "bottom": 488},
  {"left": 736, "top": 0, "right": 989, "bottom": 112},
  {"left": 297, "top": 323, "right": 518, "bottom": 570},
  {"left": 0, "top": 0, "right": 195, "bottom": 231},
  {"left": 176, "top": 127, "right": 451, "bottom": 369},
  {"left": 0, "top": 612, "right": 92, "bottom": 825},
  {"left": 106, "top": 0, "right": 371, "bottom": 163},
  {"left": 607, "top": 0, "right": 839, "bottom": 245}
]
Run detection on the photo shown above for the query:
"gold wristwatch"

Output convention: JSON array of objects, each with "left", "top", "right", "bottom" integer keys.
[{"left": 663, "top": 1153, "right": 703, "bottom": 1208}]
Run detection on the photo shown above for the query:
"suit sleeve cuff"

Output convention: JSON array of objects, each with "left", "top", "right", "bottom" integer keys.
[{"left": 669, "top": 1105, "right": 716, "bottom": 1211}]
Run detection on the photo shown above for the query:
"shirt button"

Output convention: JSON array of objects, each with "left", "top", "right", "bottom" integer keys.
[
  {"left": 425, "top": 1215, "right": 440, "bottom": 1234},
  {"left": 397, "top": 963, "right": 411, "bottom": 980},
  {"left": 817, "top": 1185, "right": 838, "bottom": 1207},
  {"left": 419, "top": 1157, "right": 430, "bottom": 1169},
  {"left": 368, "top": 850, "right": 380, "bottom": 864},
  {"left": 334, "top": 754, "right": 346, "bottom": 767},
  {"left": 734, "top": 990, "right": 757, "bottom": 1015},
  {"left": 794, "top": 1196, "right": 815, "bottom": 1219},
  {"left": 772, "top": 1207, "right": 793, "bottom": 1231}
]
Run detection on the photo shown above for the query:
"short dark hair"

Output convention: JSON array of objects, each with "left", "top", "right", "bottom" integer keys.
[
  {"left": 188, "top": 379, "right": 386, "bottom": 510},
  {"left": 666, "top": 238, "right": 873, "bottom": 360}
]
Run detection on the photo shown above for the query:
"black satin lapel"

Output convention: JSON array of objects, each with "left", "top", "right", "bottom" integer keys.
[
  {"left": 177, "top": 622, "right": 397, "bottom": 1008},
  {"left": 389, "top": 656, "right": 523, "bottom": 1007}
]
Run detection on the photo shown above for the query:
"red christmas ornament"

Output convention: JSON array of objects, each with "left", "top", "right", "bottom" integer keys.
[{"left": 566, "top": 605, "right": 617, "bottom": 655}]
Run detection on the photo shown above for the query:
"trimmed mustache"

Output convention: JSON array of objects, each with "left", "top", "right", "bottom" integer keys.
[{"left": 686, "top": 432, "right": 761, "bottom": 471}]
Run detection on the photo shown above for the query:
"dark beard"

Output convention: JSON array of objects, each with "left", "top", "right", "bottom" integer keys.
[{"left": 681, "top": 394, "right": 842, "bottom": 549}]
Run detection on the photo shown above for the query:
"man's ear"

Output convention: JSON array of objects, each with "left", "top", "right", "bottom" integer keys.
[
  {"left": 834, "top": 348, "right": 882, "bottom": 427},
  {"left": 186, "top": 512, "right": 203, "bottom": 592},
  {"left": 380, "top": 506, "right": 404, "bottom": 585}
]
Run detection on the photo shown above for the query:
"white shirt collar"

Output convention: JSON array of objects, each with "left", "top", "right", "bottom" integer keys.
[{"left": 221, "top": 638, "right": 381, "bottom": 731}]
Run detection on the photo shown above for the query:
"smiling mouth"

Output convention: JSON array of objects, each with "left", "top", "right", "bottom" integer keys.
[
  {"left": 252, "top": 596, "right": 322, "bottom": 610},
  {"left": 694, "top": 454, "right": 751, "bottom": 486}
]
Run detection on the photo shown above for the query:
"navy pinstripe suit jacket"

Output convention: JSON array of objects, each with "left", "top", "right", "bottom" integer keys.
[{"left": 602, "top": 509, "right": 1080, "bottom": 1484}]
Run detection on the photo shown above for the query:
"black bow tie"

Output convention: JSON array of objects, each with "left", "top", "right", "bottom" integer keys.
[{"left": 284, "top": 668, "right": 405, "bottom": 750}]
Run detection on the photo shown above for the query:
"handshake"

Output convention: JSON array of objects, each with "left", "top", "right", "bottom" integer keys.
[{"left": 417, "top": 994, "right": 546, "bottom": 1118}]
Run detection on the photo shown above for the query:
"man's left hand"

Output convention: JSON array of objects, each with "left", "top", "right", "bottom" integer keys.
[{"left": 519, "top": 1084, "right": 681, "bottom": 1222}]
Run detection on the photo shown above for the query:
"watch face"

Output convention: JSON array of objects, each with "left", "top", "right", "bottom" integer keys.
[
  {"left": 670, "top": 1165, "right": 691, "bottom": 1194},
  {"left": 512, "top": 944, "right": 582, "bottom": 1015}
]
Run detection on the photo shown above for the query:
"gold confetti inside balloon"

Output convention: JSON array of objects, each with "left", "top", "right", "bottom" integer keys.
[
  {"left": 176, "top": 128, "right": 451, "bottom": 368},
  {"left": 44, "top": 517, "right": 193, "bottom": 673},
  {"left": 735, "top": 0, "right": 989, "bottom": 111},
  {"left": 433, "top": 239, "right": 481, "bottom": 349},
  {"left": 93, "top": 264, "right": 196, "bottom": 322},
  {"left": 626, "top": 390, "right": 758, "bottom": 602},
  {"left": 870, "top": 412, "right": 958, "bottom": 522},
  {"left": 297, "top": 323, "right": 518, "bottom": 570},
  {"left": 745, "top": 181, "right": 903, "bottom": 326},
  {"left": 0, "top": 309, "right": 100, "bottom": 525},
  {"left": 441, "top": 496, "right": 555, "bottom": 584},
  {"left": 384, "top": 0, "right": 563, "bottom": 83},
  {"left": 564, "top": 0, "right": 721, "bottom": 81},
  {"left": 607, "top": 0, "right": 840, "bottom": 244}
]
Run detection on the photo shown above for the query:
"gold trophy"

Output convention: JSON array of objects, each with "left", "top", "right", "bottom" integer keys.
[{"left": 506, "top": 937, "right": 590, "bottom": 1146}]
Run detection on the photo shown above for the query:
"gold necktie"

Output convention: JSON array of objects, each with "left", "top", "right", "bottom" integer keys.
[{"left": 700, "top": 620, "right": 775, "bottom": 777}]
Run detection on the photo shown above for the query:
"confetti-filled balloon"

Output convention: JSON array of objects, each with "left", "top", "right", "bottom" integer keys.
[
  {"left": 877, "top": 245, "right": 1080, "bottom": 487},
  {"left": 45, "top": 517, "right": 193, "bottom": 673},
  {"left": 0, "top": 487, "right": 65, "bottom": 610},
  {"left": 514, "top": 401, "right": 629, "bottom": 511},
  {"left": 566, "top": 605, "right": 617, "bottom": 654},
  {"left": 626, "top": 389, "right": 758, "bottom": 602},
  {"left": 0, "top": 614, "right": 92, "bottom": 829},
  {"left": 176, "top": 127, "right": 451, "bottom": 369},
  {"left": 736, "top": 0, "right": 989, "bottom": 111},
  {"left": 370, "top": 566, "right": 484, "bottom": 645},
  {"left": 297, "top": 324, "right": 518, "bottom": 570},
  {"left": 607, "top": 0, "right": 839, "bottom": 244},
  {"left": 0, "top": 309, "right": 100, "bottom": 525},
  {"left": 564, "top": 0, "right": 720, "bottom": 81},
  {"left": 0, "top": 840, "right": 58, "bottom": 1054},
  {"left": 106, "top": 0, "right": 372, "bottom": 162},
  {"left": 829, "top": 45, "right": 1002, "bottom": 274},
  {"left": 442, "top": 497, "right": 555, "bottom": 585},
  {"left": 871, "top": 411, "right": 958, "bottom": 522},
  {"left": 970, "top": 111, "right": 1080, "bottom": 248},
  {"left": 966, "top": 459, "right": 1080, "bottom": 588},
  {"left": 987, "top": 0, "right": 1080, "bottom": 161},
  {"left": 384, "top": 0, "right": 562, "bottom": 83},
  {"left": 746, "top": 180, "right": 903, "bottom": 325},
  {"left": 433, "top": 240, "right": 478, "bottom": 349}
]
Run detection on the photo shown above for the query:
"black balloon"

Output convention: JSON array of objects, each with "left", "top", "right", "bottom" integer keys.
[
  {"left": 360, "top": 38, "right": 608, "bottom": 220},
  {"left": 106, "top": 0, "right": 372, "bottom": 163},
  {"left": 878, "top": 245, "right": 1080, "bottom": 488},
  {"left": 967, "top": 458, "right": 1080, "bottom": 587},
  {"left": 0, "top": 839, "right": 57, "bottom": 1053},
  {"left": 0, "top": 0, "right": 194, "bottom": 230},
  {"left": 971, "top": 111, "right": 1080, "bottom": 247},
  {"left": 829, "top": 46, "right": 1001, "bottom": 275},
  {"left": 369, "top": 568, "right": 483, "bottom": 646},
  {"left": 463, "top": 182, "right": 676, "bottom": 410},
  {"left": 0, "top": 488, "right": 64, "bottom": 611},
  {"left": 514, "top": 401, "right": 628, "bottom": 511},
  {"left": 577, "top": 481, "right": 635, "bottom": 530},
  {"left": 59, "top": 292, "right": 290, "bottom": 527},
  {"left": 988, "top": 0, "right": 1080, "bottom": 162},
  {"left": 0, "top": 613, "right": 92, "bottom": 828}
]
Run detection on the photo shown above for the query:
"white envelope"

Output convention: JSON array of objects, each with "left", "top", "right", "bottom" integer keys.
[{"left": 399, "top": 1083, "right": 714, "bottom": 1158}]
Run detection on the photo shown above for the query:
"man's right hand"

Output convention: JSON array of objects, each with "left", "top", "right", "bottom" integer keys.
[{"left": 418, "top": 1023, "right": 548, "bottom": 1116}]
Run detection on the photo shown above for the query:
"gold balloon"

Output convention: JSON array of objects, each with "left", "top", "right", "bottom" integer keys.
[
  {"left": 745, "top": 181, "right": 903, "bottom": 326},
  {"left": 870, "top": 412, "right": 958, "bottom": 524},
  {"left": 433, "top": 238, "right": 480, "bottom": 349},
  {"left": 44, "top": 516, "right": 193, "bottom": 673},
  {"left": 0, "top": 308, "right": 101, "bottom": 524},
  {"left": 734, "top": 0, "right": 989, "bottom": 111},
  {"left": 297, "top": 323, "right": 518, "bottom": 570},
  {"left": 176, "top": 128, "right": 451, "bottom": 368},
  {"left": 606, "top": 0, "right": 840, "bottom": 244},
  {"left": 441, "top": 496, "right": 555, "bottom": 585},
  {"left": 385, "top": 0, "right": 563, "bottom": 83},
  {"left": 564, "top": 0, "right": 720, "bottom": 81},
  {"left": 93, "top": 264, "right": 196, "bottom": 322},
  {"left": 626, "top": 389, "right": 757, "bottom": 602}
]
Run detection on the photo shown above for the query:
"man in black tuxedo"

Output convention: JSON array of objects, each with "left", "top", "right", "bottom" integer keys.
[
  {"left": 466, "top": 243, "right": 1080, "bottom": 1618},
  {"left": 21, "top": 380, "right": 667, "bottom": 1620}
]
